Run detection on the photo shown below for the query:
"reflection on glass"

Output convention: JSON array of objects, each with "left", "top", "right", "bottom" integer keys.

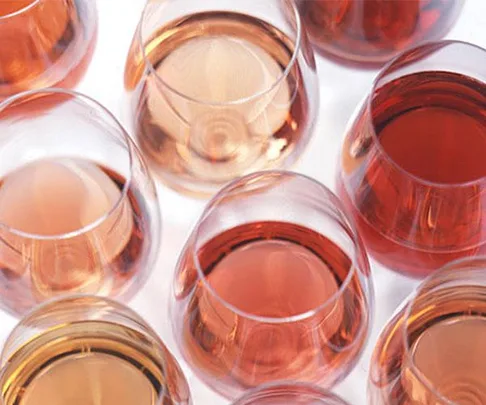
[
  {"left": 370, "top": 257, "right": 486, "bottom": 404},
  {"left": 171, "top": 171, "right": 373, "bottom": 398},
  {"left": 337, "top": 41, "right": 486, "bottom": 277},
  {"left": 124, "top": 0, "right": 318, "bottom": 196},
  {"left": 0, "top": 296, "right": 191, "bottom": 405},
  {"left": 0, "top": 89, "right": 161, "bottom": 316}
]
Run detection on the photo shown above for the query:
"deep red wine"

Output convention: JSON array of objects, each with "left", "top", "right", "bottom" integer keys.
[{"left": 338, "top": 71, "right": 486, "bottom": 277}]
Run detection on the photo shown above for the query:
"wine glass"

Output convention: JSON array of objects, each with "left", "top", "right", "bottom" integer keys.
[
  {"left": 0, "top": 295, "right": 191, "bottom": 405},
  {"left": 369, "top": 256, "right": 486, "bottom": 404},
  {"left": 296, "top": 0, "right": 464, "bottom": 68},
  {"left": 124, "top": 0, "right": 318, "bottom": 197},
  {"left": 170, "top": 171, "right": 373, "bottom": 399},
  {"left": 0, "top": 0, "right": 97, "bottom": 98},
  {"left": 0, "top": 88, "right": 161, "bottom": 316},
  {"left": 231, "top": 382, "right": 350, "bottom": 405},
  {"left": 337, "top": 40, "right": 486, "bottom": 278}
]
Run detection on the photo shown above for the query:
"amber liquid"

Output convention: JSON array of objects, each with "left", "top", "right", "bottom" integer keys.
[
  {"left": 125, "top": 12, "right": 310, "bottom": 195},
  {"left": 338, "top": 71, "right": 486, "bottom": 277},
  {"left": 297, "top": 0, "right": 462, "bottom": 67},
  {"left": 0, "top": 321, "right": 189, "bottom": 405},
  {"left": 0, "top": 158, "right": 150, "bottom": 315},
  {"left": 370, "top": 287, "right": 486, "bottom": 404},
  {"left": 0, "top": 0, "right": 96, "bottom": 97},
  {"left": 173, "top": 221, "right": 369, "bottom": 397}
]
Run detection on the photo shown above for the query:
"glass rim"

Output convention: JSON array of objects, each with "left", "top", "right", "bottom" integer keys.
[
  {"left": 14, "top": 291, "right": 145, "bottom": 318},
  {"left": 367, "top": 39, "right": 486, "bottom": 190},
  {"left": 0, "top": 87, "right": 135, "bottom": 241},
  {"left": 191, "top": 169, "right": 363, "bottom": 324},
  {"left": 0, "top": 0, "right": 40, "bottom": 20},
  {"left": 0, "top": 294, "right": 150, "bottom": 362},
  {"left": 0, "top": 293, "right": 187, "bottom": 405},
  {"left": 400, "top": 255, "right": 486, "bottom": 405},
  {"left": 231, "top": 381, "right": 350, "bottom": 405},
  {"left": 138, "top": 0, "right": 303, "bottom": 107}
]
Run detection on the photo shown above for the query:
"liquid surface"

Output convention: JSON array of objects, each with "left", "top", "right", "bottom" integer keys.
[
  {"left": 374, "top": 71, "right": 486, "bottom": 184},
  {"left": 0, "top": 321, "right": 187, "bottom": 405},
  {"left": 209, "top": 239, "right": 339, "bottom": 317},
  {"left": 153, "top": 35, "right": 289, "bottom": 118},
  {"left": 339, "top": 71, "right": 486, "bottom": 276},
  {"left": 409, "top": 316, "right": 486, "bottom": 404},
  {"left": 0, "top": 158, "right": 148, "bottom": 315},
  {"left": 148, "top": 34, "right": 290, "bottom": 142},
  {"left": 379, "top": 106, "right": 486, "bottom": 184},
  {"left": 0, "top": 158, "right": 127, "bottom": 235},
  {"left": 173, "top": 221, "right": 368, "bottom": 397},
  {"left": 21, "top": 353, "right": 154, "bottom": 405},
  {"left": 127, "top": 12, "right": 311, "bottom": 195}
]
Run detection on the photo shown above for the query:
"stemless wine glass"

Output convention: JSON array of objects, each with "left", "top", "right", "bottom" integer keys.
[
  {"left": 0, "top": 88, "right": 161, "bottom": 316},
  {"left": 337, "top": 40, "right": 486, "bottom": 278},
  {"left": 0, "top": 0, "right": 97, "bottom": 98},
  {"left": 232, "top": 382, "right": 350, "bottom": 405},
  {"left": 170, "top": 171, "right": 373, "bottom": 399},
  {"left": 0, "top": 295, "right": 191, "bottom": 405},
  {"left": 124, "top": 0, "right": 318, "bottom": 197},
  {"left": 296, "top": 0, "right": 464, "bottom": 68},
  {"left": 369, "top": 256, "right": 486, "bottom": 404}
]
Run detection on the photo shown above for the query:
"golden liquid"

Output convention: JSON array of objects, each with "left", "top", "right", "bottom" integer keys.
[{"left": 1, "top": 321, "right": 185, "bottom": 405}]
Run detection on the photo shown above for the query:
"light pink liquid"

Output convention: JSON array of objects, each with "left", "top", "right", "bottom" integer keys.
[{"left": 0, "top": 158, "right": 148, "bottom": 314}]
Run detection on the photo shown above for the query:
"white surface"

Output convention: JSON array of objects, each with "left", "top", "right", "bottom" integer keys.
[{"left": 0, "top": 1, "right": 485, "bottom": 404}]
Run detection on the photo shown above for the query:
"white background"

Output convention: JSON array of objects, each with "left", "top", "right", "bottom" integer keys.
[{"left": 0, "top": 1, "right": 485, "bottom": 404}]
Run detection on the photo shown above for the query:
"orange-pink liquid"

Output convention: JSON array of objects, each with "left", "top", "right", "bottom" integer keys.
[{"left": 173, "top": 221, "right": 369, "bottom": 396}]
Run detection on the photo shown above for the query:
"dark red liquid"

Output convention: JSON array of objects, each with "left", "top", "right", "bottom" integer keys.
[
  {"left": 297, "top": 0, "right": 463, "bottom": 67},
  {"left": 338, "top": 71, "right": 486, "bottom": 277}
]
